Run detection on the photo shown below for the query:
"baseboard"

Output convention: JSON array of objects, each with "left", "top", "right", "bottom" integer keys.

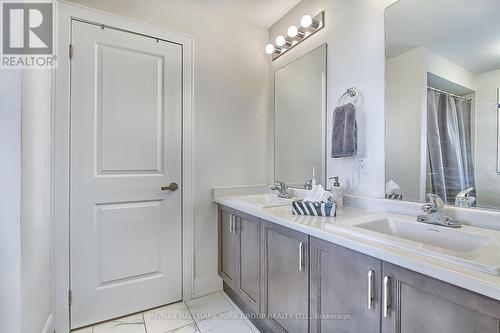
[
  {"left": 42, "top": 314, "right": 54, "bottom": 333},
  {"left": 193, "top": 273, "right": 222, "bottom": 298}
]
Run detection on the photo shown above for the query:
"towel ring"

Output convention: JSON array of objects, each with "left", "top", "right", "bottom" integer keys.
[{"left": 337, "top": 87, "right": 359, "bottom": 106}]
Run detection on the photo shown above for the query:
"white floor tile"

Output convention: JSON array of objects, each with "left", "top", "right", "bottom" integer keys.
[
  {"left": 72, "top": 292, "right": 259, "bottom": 333},
  {"left": 221, "top": 292, "right": 261, "bottom": 333},
  {"left": 166, "top": 323, "right": 199, "bottom": 333},
  {"left": 196, "top": 311, "right": 254, "bottom": 333},
  {"left": 72, "top": 327, "right": 93, "bottom": 333},
  {"left": 144, "top": 302, "right": 195, "bottom": 333},
  {"left": 186, "top": 292, "right": 234, "bottom": 322},
  {"left": 93, "top": 313, "right": 146, "bottom": 333}
]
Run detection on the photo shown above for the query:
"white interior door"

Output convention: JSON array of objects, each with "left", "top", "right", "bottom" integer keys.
[{"left": 70, "top": 20, "right": 182, "bottom": 328}]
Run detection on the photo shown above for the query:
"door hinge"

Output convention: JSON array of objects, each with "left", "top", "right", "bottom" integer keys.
[
  {"left": 69, "top": 44, "right": 73, "bottom": 59},
  {"left": 68, "top": 290, "right": 73, "bottom": 305}
]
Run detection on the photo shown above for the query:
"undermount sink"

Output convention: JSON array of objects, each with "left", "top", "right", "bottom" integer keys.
[
  {"left": 330, "top": 214, "right": 500, "bottom": 275},
  {"left": 234, "top": 193, "right": 292, "bottom": 208},
  {"left": 356, "top": 217, "right": 491, "bottom": 253}
]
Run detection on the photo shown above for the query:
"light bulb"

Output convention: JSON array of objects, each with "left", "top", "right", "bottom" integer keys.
[
  {"left": 265, "top": 44, "right": 275, "bottom": 54},
  {"left": 300, "top": 14, "right": 313, "bottom": 28},
  {"left": 275, "top": 35, "right": 286, "bottom": 47},
  {"left": 287, "top": 25, "right": 299, "bottom": 38}
]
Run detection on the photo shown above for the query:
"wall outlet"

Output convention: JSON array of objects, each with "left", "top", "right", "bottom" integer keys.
[{"left": 358, "top": 155, "right": 369, "bottom": 174}]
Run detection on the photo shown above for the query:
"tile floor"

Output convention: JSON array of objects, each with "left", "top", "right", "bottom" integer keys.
[{"left": 72, "top": 292, "right": 260, "bottom": 333}]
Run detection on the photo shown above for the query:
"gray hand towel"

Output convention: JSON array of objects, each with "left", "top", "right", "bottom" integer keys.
[{"left": 331, "top": 103, "right": 357, "bottom": 158}]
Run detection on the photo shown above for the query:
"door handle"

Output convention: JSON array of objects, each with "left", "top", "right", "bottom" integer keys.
[
  {"left": 368, "top": 269, "right": 374, "bottom": 309},
  {"left": 161, "top": 182, "right": 179, "bottom": 191},
  {"left": 383, "top": 275, "right": 391, "bottom": 318},
  {"left": 298, "top": 242, "right": 304, "bottom": 272},
  {"left": 229, "top": 214, "right": 234, "bottom": 233}
]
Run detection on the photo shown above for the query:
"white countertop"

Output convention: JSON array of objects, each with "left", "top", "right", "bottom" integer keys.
[{"left": 214, "top": 189, "right": 500, "bottom": 301}]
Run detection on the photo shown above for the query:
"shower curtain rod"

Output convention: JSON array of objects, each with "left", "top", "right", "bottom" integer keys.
[{"left": 427, "top": 86, "right": 472, "bottom": 102}]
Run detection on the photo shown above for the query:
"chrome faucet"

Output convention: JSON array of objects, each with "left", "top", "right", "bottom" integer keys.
[
  {"left": 270, "top": 181, "right": 291, "bottom": 199},
  {"left": 417, "top": 194, "right": 462, "bottom": 228},
  {"left": 455, "top": 187, "right": 476, "bottom": 208}
]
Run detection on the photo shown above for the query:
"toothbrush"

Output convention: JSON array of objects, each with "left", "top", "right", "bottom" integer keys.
[{"left": 311, "top": 165, "right": 317, "bottom": 188}]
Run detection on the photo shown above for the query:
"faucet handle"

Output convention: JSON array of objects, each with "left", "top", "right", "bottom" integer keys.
[
  {"left": 273, "top": 180, "right": 285, "bottom": 187},
  {"left": 455, "top": 187, "right": 476, "bottom": 207},
  {"left": 427, "top": 193, "right": 444, "bottom": 210},
  {"left": 456, "top": 187, "right": 474, "bottom": 198}
]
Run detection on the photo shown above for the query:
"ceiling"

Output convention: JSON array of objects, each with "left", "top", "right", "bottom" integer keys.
[
  {"left": 188, "top": 0, "right": 301, "bottom": 28},
  {"left": 386, "top": 0, "right": 500, "bottom": 74}
]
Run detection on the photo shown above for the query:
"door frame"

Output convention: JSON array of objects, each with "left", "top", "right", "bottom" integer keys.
[{"left": 54, "top": 2, "right": 194, "bottom": 332}]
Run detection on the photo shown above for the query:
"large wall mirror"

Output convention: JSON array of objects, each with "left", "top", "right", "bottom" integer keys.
[
  {"left": 274, "top": 44, "right": 327, "bottom": 188},
  {"left": 385, "top": 0, "right": 500, "bottom": 210}
]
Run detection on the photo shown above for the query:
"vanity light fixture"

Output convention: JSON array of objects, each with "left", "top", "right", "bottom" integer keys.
[
  {"left": 300, "top": 14, "right": 313, "bottom": 28},
  {"left": 265, "top": 43, "right": 279, "bottom": 55},
  {"left": 275, "top": 35, "right": 286, "bottom": 46},
  {"left": 287, "top": 25, "right": 305, "bottom": 39},
  {"left": 275, "top": 35, "right": 293, "bottom": 48},
  {"left": 287, "top": 25, "right": 298, "bottom": 37},
  {"left": 264, "top": 11, "right": 324, "bottom": 60}
]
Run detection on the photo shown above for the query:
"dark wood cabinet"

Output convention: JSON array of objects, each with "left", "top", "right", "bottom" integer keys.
[
  {"left": 310, "top": 237, "right": 382, "bottom": 333},
  {"left": 218, "top": 206, "right": 237, "bottom": 289},
  {"left": 218, "top": 206, "right": 262, "bottom": 316},
  {"left": 218, "top": 205, "right": 500, "bottom": 333},
  {"left": 261, "top": 221, "right": 309, "bottom": 333},
  {"left": 381, "top": 262, "right": 500, "bottom": 333},
  {"left": 235, "top": 211, "right": 261, "bottom": 314}
]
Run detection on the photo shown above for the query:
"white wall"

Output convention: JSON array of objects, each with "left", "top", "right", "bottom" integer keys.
[
  {"left": 386, "top": 47, "right": 476, "bottom": 201},
  {"left": 270, "top": 0, "right": 397, "bottom": 196},
  {"left": 474, "top": 68, "right": 500, "bottom": 208},
  {"left": 21, "top": 70, "right": 54, "bottom": 333},
  {"left": 0, "top": 71, "right": 22, "bottom": 333},
  {"left": 65, "top": 0, "right": 271, "bottom": 295},
  {"left": 0, "top": 71, "right": 53, "bottom": 333}
]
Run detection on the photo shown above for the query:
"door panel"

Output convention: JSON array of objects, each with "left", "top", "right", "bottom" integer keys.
[
  {"left": 310, "top": 238, "right": 381, "bottom": 333},
  {"left": 382, "top": 262, "right": 500, "bottom": 333},
  {"left": 262, "top": 222, "right": 309, "bottom": 333},
  {"left": 237, "top": 214, "right": 261, "bottom": 313},
  {"left": 218, "top": 207, "right": 237, "bottom": 289},
  {"left": 70, "top": 20, "right": 182, "bottom": 328},
  {"left": 96, "top": 43, "right": 164, "bottom": 174},
  {"left": 98, "top": 201, "right": 161, "bottom": 282}
]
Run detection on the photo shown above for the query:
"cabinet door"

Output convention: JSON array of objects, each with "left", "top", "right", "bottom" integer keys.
[
  {"left": 235, "top": 212, "right": 261, "bottom": 314},
  {"left": 218, "top": 206, "right": 237, "bottom": 289},
  {"left": 261, "top": 221, "right": 309, "bottom": 333},
  {"left": 381, "top": 262, "right": 500, "bottom": 333},
  {"left": 310, "top": 237, "right": 382, "bottom": 333}
]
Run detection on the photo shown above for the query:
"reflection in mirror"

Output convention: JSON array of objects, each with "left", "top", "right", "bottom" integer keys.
[
  {"left": 274, "top": 44, "right": 327, "bottom": 188},
  {"left": 385, "top": 0, "right": 500, "bottom": 210}
]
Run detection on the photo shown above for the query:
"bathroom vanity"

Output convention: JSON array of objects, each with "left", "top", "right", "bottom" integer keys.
[
  {"left": 227, "top": 1, "right": 500, "bottom": 331},
  {"left": 215, "top": 193, "right": 500, "bottom": 333}
]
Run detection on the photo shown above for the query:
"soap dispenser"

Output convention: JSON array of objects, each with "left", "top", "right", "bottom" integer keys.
[{"left": 329, "top": 176, "right": 344, "bottom": 208}]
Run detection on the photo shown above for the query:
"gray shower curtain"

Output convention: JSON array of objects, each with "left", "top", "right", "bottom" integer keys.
[{"left": 426, "top": 89, "right": 475, "bottom": 204}]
